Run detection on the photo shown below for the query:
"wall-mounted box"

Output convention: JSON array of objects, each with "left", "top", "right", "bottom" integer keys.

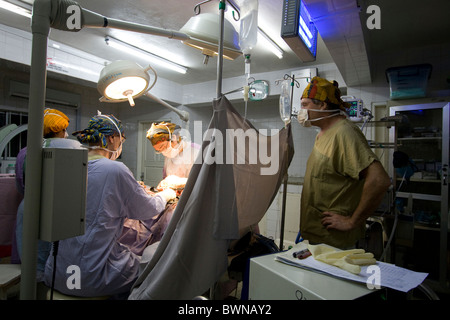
[
  {"left": 40, "top": 148, "right": 88, "bottom": 242},
  {"left": 386, "top": 64, "right": 432, "bottom": 100}
]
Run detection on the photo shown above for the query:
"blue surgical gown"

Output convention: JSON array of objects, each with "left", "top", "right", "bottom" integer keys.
[{"left": 44, "top": 157, "right": 167, "bottom": 297}]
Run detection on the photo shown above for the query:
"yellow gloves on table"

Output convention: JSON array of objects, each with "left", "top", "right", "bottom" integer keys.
[{"left": 307, "top": 244, "right": 376, "bottom": 274}]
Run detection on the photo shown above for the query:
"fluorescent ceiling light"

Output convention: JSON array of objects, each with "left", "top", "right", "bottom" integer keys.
[
  {"left": 257, "top": 28, "right": 284, "bottom": 59},
  {"left": 105, "top": 36, "right": 187, "bottom": 74},
  {"left": 0, "top": 0, "right": 31, "bottom": 18}
]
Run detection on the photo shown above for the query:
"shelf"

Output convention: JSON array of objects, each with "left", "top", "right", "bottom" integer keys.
[
  {"left": 368, "top": 141, "right": 396, "bottom": 149},
  {"left": 398, "top": 137, "right": 442, "bottom": 141},
  {"left": 414, "top": 223, "right": 441, "bottom": 231},
  {"left": 397, "top": 177, "right": 441, "bottom": 183},
  {"left": 389, "top": 102, "right": 449, "bottom": 289},
  {"left": 396, "top": 192, "right": 441, "bottom": 201},
  {"left": 354, "top": 120, "right": 396, "bottom": 127}
]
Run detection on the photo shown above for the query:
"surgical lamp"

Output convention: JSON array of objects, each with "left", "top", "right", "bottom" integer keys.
[
  {"left": 97, "top": 60, "right": 190, "bottom": 128},
  {"left": 181, "top": 12, "right": 241, "bottom": 64},
  {"left": 22, "top": 0, "right": 239, "bottom": 299}
]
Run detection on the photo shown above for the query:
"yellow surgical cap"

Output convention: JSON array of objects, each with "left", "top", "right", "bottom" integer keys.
[
  {"left": 43, "top": 108, "right": 69, "bottom": 136},
  {"left": 146, "top": 122, "right": 179, "bottom": 146},
  {"left": 302, "top": 76, "right": 348, "bottom": 110}
]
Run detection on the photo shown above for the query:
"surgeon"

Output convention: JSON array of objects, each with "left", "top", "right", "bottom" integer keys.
[
  {"left": 15, "top": 108, "right": 72, "bottom": 281},
  {"left": 297, "top": 77, "right": 391, "bottom": 249},
  {"left": 44, "top": 113, "right": 176, "bottom": 298},
  {"left": 146, "top": 121, "right": 200, "bottom": 179}
]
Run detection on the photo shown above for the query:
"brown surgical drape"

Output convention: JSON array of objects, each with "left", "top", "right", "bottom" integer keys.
[{"left": 129, "top": 96, "right": 294, "bottom": 300}]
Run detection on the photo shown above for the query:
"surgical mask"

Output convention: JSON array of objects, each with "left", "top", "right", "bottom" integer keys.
[
  {"left": 108, "top": 142, "right": 122, "bottom": 161},
  {"left": 297, "top": 108, "right": 342, "bottom": 127},
  {"left": 155, "top": 124, "right": 182, "bottom": 158},
  {"left": 161, "top": 140, "right": 182, "bottom": 158},
  {"left": 89, "top": 141, "right": 122, "bottom": 160}
]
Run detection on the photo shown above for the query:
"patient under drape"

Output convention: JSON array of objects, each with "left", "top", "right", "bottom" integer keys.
[{"left": 129, "top": 96, "right": 294, "bottom": 300}]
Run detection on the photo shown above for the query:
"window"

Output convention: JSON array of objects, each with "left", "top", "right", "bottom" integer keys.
[{"left": 0, "top": 110, "right": 28, "bottom": 159}]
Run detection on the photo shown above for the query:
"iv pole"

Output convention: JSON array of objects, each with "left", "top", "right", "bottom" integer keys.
[
  {"left": 276, "top": 74, "right": 300, "bottom": 251},
  {"left": 216, "top": 0, "right": 225, "bottom": 98}
]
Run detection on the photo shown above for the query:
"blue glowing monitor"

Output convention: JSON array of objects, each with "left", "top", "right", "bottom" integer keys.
[{"left": 281, "top": 0, "right": 318, "bottom": 62}]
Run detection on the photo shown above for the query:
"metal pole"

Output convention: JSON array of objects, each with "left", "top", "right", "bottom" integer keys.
[
  {"left": 279, "top": 76, "right": 295, "bottom": 251},
  {"left": 208, "top": 0, "right": 226, "bottom": 300},
  {"left": 279, "top": 174, "right": 288, "bottom": 250},
  {"left": 145, "top": 92, "right": 190, "bottom": 129},
  {"left": 20, "top": 0, "right": 51, "bottom": 300},
  {"left": 439, "top": 104, "right": 449, "bottom": 289},
  {"left": 216, "top": 0, "right": 225, "bottom": 98}
]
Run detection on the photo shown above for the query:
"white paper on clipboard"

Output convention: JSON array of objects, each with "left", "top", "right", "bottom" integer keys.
[{"left": 275, "top": 243, "right": 428, "bottom": 293}]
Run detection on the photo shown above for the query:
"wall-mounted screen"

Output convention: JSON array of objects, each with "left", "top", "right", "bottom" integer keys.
[{"left": 281, "top": 0, "right": 318, "bottom": 62}]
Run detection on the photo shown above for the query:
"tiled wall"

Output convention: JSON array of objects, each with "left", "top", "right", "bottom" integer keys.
[{"left": 0, "top": 24, "right": 32, "bottom": 69}]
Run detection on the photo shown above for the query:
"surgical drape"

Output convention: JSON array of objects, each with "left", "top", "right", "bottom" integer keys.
[{"left": 129, "top": 96, "right": 294, "bottom": 300}]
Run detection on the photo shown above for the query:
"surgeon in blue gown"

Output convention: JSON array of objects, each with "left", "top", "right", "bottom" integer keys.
[{"left": 44, "top": 114, "right": 176, "bottom": 298}]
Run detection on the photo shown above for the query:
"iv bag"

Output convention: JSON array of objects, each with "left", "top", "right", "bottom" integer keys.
[
  {"left": 239, "top": 0, "right": 258, "bottom": 54},
  {"left": 279, "top": 80, "right": 291, "bottom": 123}
]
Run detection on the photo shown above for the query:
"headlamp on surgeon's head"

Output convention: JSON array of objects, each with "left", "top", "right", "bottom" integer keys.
[{"left": 146, "top": 122, "right": 180, "bottom": 146}]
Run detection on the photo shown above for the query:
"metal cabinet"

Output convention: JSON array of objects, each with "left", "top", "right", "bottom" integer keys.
[{"left": 389, "top": 101, "right": 449, "bottom": 291}]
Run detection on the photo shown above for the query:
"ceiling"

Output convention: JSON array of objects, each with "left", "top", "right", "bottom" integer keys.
[{"left": 0, "top": 0, "right": 449, "bottom": 87}]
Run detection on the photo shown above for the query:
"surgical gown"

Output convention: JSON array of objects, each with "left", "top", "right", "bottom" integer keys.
[{"left": 44, "top": 157, "right": 167, "bottom": 297}]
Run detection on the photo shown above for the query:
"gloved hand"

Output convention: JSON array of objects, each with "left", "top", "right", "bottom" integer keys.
[
  {"left": 308, "top": 244, "right": 376, "bottom": 275},
  {"left": 158, "top": 188, "right": 177, "bottom": 202}
]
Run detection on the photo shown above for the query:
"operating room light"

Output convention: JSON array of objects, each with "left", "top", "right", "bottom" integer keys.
[
  {"left": 97, "top": 60, "right": 190, "bottom": 125},
  {"left": 104, "top": 76, "right": 148, "bottom": 106},
  {"left": 180, "top": 12, "right": 241, "bottom": 61},
  {"left": 97, "top": 60, "right": 153, "bottom": 106},
  {"left": 0, "top": 0, "right": 31, "bottom": 18}
]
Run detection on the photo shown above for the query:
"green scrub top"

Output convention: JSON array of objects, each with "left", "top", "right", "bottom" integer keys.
[{"left": 300, "top": 119, "right": 379, "bottom": 249}]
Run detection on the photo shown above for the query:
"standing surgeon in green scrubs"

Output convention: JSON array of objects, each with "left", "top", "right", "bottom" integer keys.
[{"left": 297, "top": 77, "right": 391, "bottom": 249}]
